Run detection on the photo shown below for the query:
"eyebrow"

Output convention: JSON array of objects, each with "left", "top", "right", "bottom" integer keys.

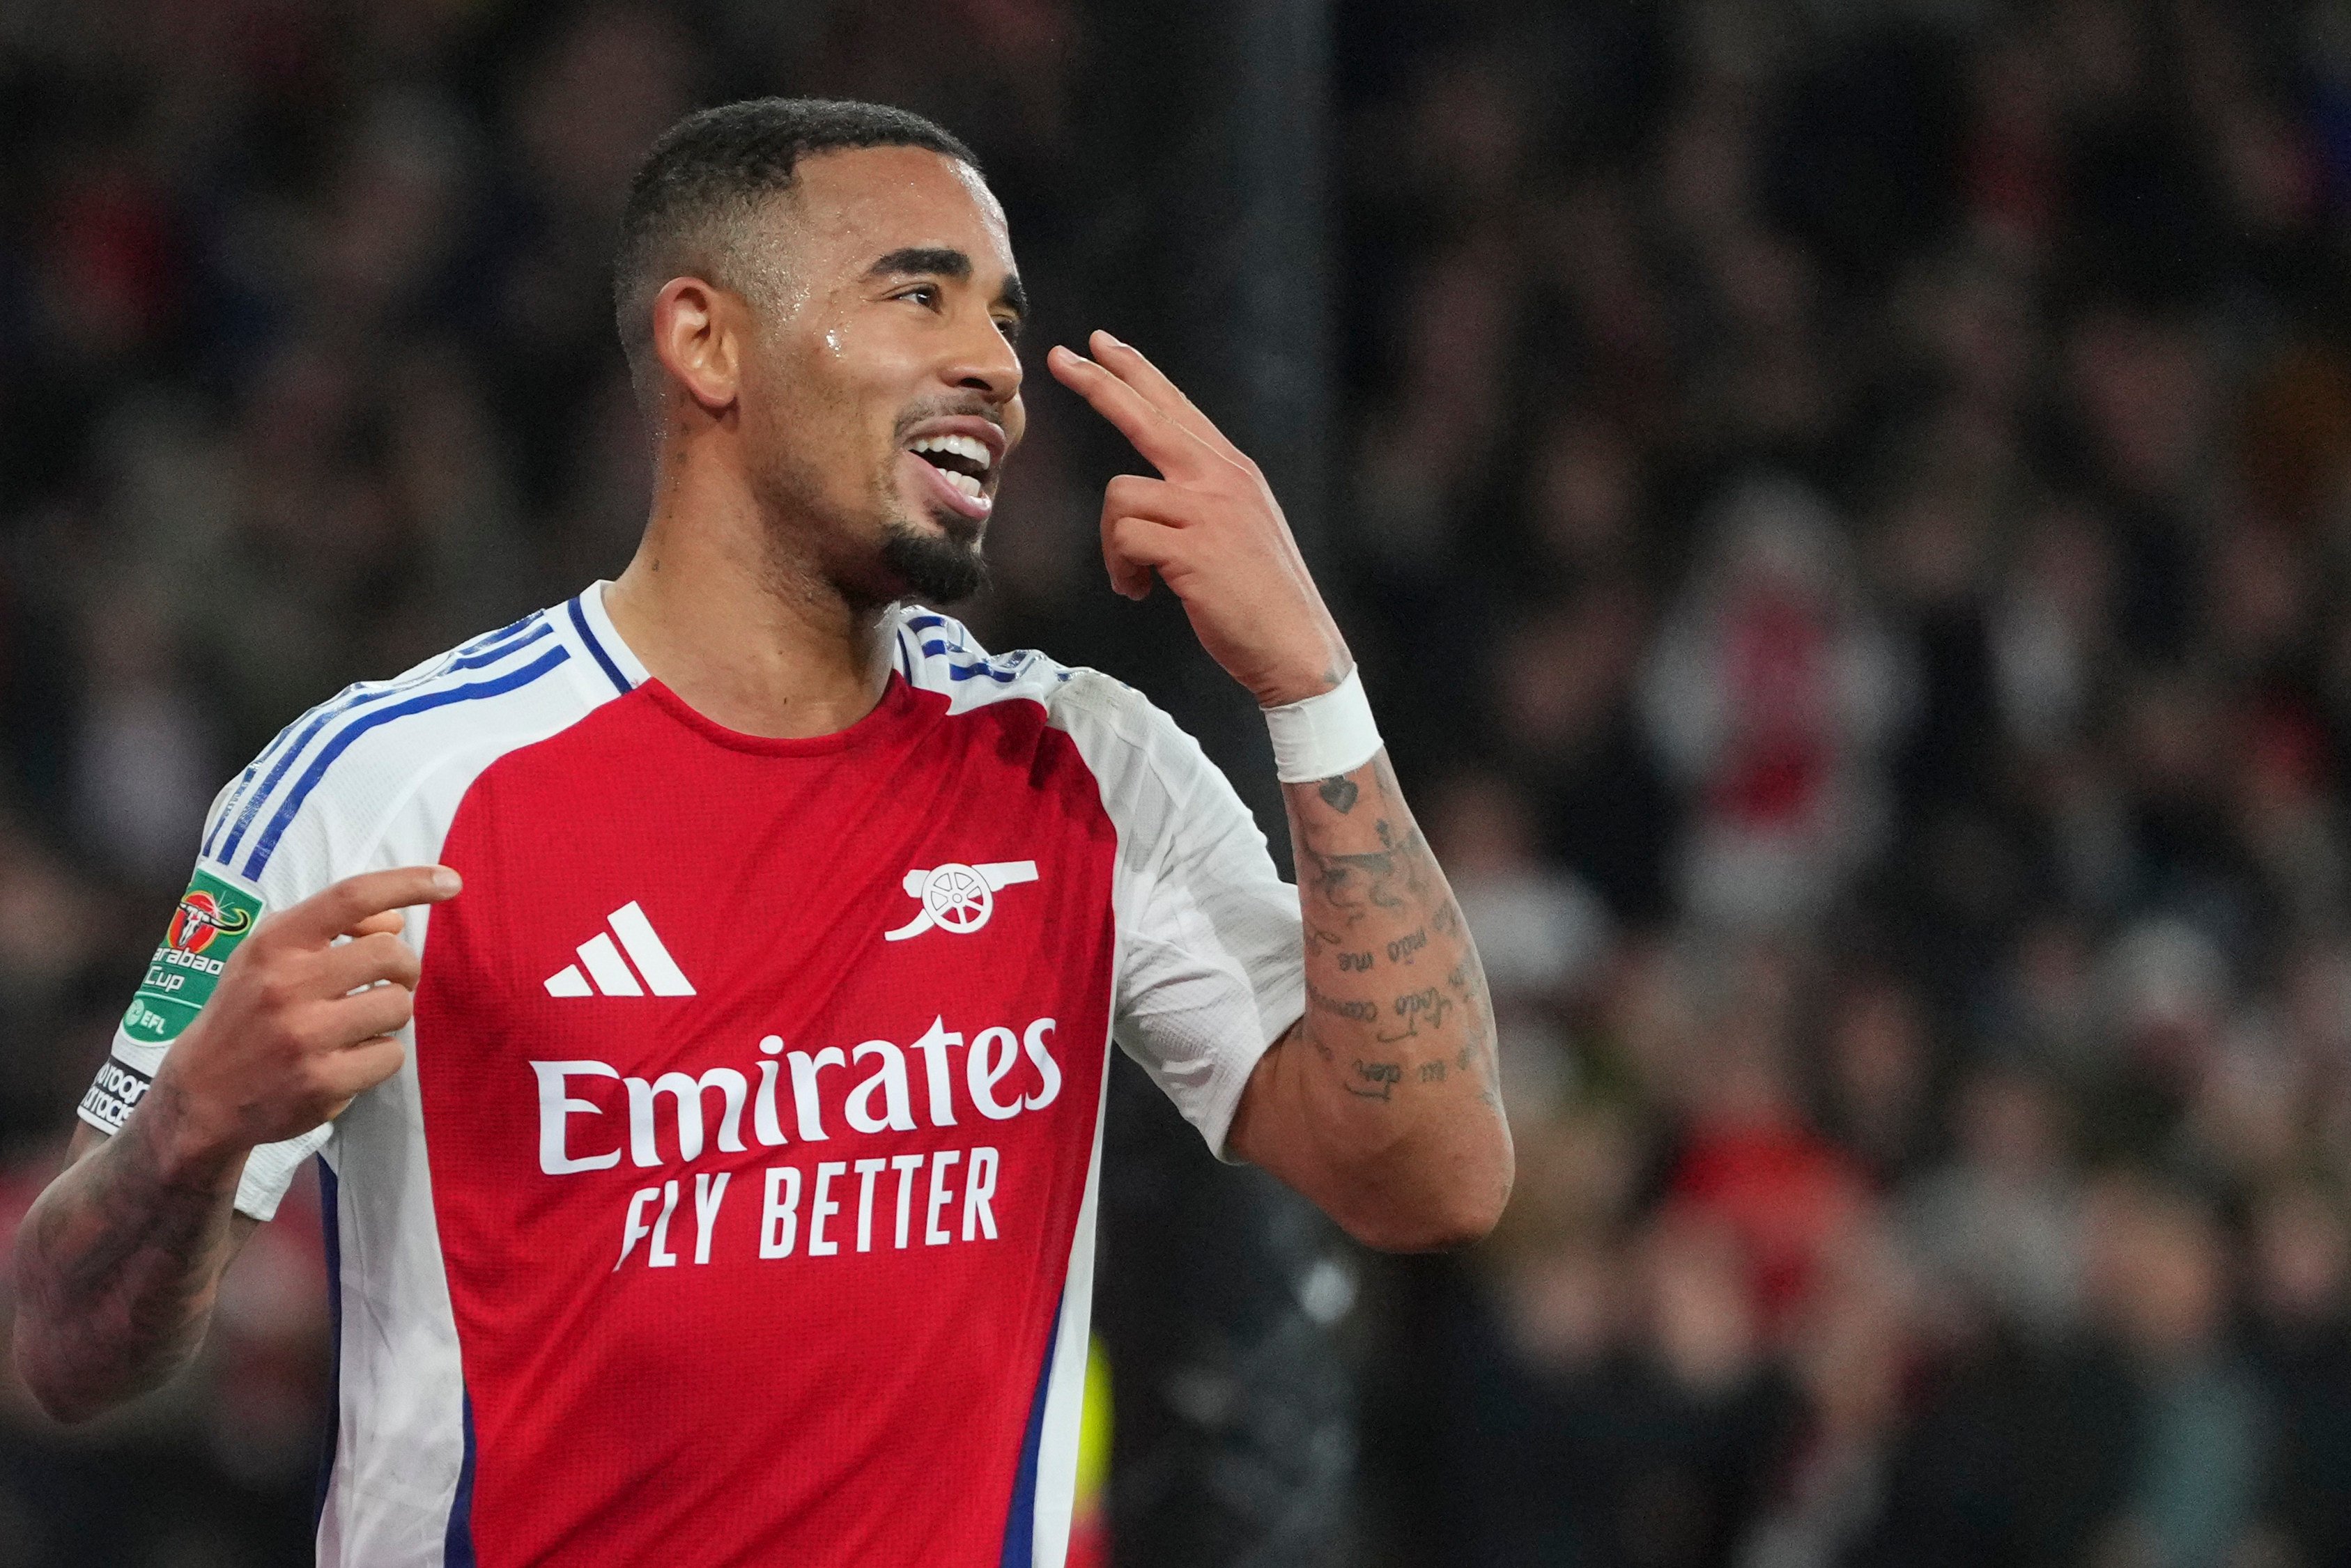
[{"left": 867, "top": 247, "right": 1026, "bottom": 320}]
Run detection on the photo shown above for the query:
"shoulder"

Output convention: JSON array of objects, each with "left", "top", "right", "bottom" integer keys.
[
  {"left": 888, "top": 605, "right": 1229, "bottom": 820},
  {"left": 202, "top": 597, "right": 626, "bottom": 887},
  {"left": 889, "top": 607, "right": 1067, "bottom": 706},
  {"left": 893, "top": 608, "right": 1204, "bottom": 775}
]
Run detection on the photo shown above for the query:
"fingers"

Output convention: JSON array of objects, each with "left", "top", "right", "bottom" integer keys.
[
  {"left": 314, "top": 1036, "right": 408, "bottom": 1106},
  {"left": 320, "top": 930, "right": 421, "bottom": 995},
  {"left": 280, "top": 866, "right": 461, "bottom": 945},
  {"left": 1098, "top": 475, "right": 1193, "bottom": 598},
  {"left": 1102, "top": 515, "right": 1186, "bottom": 600},
  {"left": 1055, "top": 331, "right": 1267, "bottom": 610},
  {"left": 342, "top": 910, "right": 406, "bottom": 940},
  {"left": 1047, "top": 345, "right": 1213, "bottom": 477},
  {"left": 322, "top": 982, "right": 417, "bottom": 1048},
  {"left": 1101, "top": 474, "right": 1194, "bottom": 526},
  {"left": 1084, "top": 332, "right": 1249, "bottom": 464}
]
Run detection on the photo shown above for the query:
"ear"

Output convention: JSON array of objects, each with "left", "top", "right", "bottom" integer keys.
[{"left": 650, "top": 277, "right": 739, "bottom": 413}]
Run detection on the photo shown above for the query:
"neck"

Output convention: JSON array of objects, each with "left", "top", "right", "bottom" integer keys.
[{"left": 603, "top": 443, "right": 894, "bottom": 740}]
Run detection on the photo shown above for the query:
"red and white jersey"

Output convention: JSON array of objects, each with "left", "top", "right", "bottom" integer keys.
[{"left": 80, "top": 584, "right": 1304, "bottom": 1567}]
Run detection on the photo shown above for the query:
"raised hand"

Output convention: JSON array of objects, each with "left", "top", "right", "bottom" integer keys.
[
  {"left": 154, "top": 865, "right": 462, "bottom": 1155},
  {"left": 1047, "top": 331, "right": 1351, "bottom": 708},
  {"left": 1052, "top": 336, "right": 1512, "bottom": 1253}
]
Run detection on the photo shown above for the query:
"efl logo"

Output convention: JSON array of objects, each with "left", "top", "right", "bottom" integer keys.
[{"left": 884, "top": 860, "right": 1038, "bottom": 942}]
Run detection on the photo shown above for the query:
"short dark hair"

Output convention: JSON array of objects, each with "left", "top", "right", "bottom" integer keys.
[{"left": 612, "top": 98, "right": 980, "bottom": 385}]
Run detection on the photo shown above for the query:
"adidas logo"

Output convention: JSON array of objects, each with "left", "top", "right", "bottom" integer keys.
[{"left": 544, "top": 902, "right": 695, "bottom": 998}]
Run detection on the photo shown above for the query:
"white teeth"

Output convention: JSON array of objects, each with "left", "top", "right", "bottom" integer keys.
[
  {"left": 908, "top": 433, "right": 993, "bottom": 471},
  {"left": 944, "top": 470, "right": 983, "bottom": 499}
]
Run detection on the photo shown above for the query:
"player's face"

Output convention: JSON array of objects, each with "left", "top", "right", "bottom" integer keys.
[{"left": 736, "top": 146, "right": 1027, "bottom": 605}]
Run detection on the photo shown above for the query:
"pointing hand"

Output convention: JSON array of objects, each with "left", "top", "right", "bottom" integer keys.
[
  {"left": 151, "top": 866, "right": 462, "bottom": 1158},
  {"left": 1048, "top": 332, "right": 1351, "bottom": 708}
]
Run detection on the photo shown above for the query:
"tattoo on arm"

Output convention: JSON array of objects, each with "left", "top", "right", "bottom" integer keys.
[
  {"left": 1375, "top": 986, "right": 1452, "bottom": 1042},
  {"left": 1286, "top": 752, "right": 1503, "bottom": 1117},
  {"left": 1307, "top": 981, "right": 1378, "bottom": 1025},
  {"left": 1348, "top": 1060, "right": 1402, "bottom": 1101},
  {"left": 13, "top": 1094, "right": 247, "bottom": 1418}
]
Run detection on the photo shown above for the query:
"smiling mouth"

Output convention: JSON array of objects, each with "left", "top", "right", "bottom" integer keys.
[{"left": 906, "top": 433, "right": 994, "bottom": 501}]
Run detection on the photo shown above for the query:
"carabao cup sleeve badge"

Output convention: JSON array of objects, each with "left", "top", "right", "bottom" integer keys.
[{"left": 123, "top": 867, "right": 265, "bottom": 1046}]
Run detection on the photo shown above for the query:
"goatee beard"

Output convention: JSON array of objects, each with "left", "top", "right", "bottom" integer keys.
[{"left": 881, "top": 519, "right": 989, "bottom": 605}]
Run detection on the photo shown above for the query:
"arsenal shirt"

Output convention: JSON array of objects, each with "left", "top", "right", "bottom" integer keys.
[{"left": 79, "top": 582, "right": 1304, "bottom": 1568}]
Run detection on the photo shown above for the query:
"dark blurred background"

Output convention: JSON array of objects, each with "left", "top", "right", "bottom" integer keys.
[{"left": 6, "top": 1, "right": 2351, "bottom": 1565}]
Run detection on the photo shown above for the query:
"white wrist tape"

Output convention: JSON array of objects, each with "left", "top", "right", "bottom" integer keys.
[{"left": 1264, "top": 667, "right": 1383, "bottom": 783}]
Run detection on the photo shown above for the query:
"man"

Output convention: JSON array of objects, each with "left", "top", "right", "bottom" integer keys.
[{"left": 13, "top": 99, "right": 1510, "bottom": 1565}]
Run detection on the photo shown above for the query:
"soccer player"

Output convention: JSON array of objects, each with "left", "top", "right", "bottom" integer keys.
[{"left": 12, "top": 99, "right": 1511, "bottom": 1565}]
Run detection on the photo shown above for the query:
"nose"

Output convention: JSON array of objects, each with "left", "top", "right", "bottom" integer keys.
[{"left": 942, "top": 311, "right": 1023, "bottom": 408}]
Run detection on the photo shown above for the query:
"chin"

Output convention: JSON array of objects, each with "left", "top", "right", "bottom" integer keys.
[
  {"left": 881, "top": 520, "right": 989, "bottom": 605},
  {"left": 921, "top": 506, "right": 986, "bottom": 548}
]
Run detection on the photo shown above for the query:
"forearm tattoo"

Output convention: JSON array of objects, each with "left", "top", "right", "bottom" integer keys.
[
  {"left": 13, "top": 1086, "right": 244, "bottom": 1416},
  {"left": 1286, "top": 752, "right": 1501, "bottom": 1116}
]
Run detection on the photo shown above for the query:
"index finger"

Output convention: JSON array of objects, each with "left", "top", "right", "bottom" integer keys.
[
  {"left": 278, "top": 866, "right": 462, "bottom": 945},
  {"left": 1047, "top": 345, "right": 1215, "bottom": 477},
  {"left": 1084, "top": 332, "right": 1249, "bottom": 466}
]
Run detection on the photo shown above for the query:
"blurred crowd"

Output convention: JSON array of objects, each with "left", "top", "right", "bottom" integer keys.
[
  {"left": 3, "top": 1, "right": 2351, "bottom": 1566},
  {"left": 1347, "top": 4, "right": 2351, "bottom": 1567}
]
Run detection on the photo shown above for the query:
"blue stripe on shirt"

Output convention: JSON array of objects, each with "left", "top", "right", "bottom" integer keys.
[
  {"left": 213, "top": 614, "right": 550, "bottom": 864},
  {"left": 240, "top": 645, "right": 571, "bottom": 878},
  {"left": 566, "top": 594, "right": 633, "bottom": 695}
]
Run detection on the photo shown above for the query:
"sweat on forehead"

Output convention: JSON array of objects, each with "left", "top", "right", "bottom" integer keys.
[{"left": 611, "top": 98, "right": 982, "bottom": 368}]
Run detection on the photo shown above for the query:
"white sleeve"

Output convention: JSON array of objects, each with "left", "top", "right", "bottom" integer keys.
[
  {"left": 1054, "top": 671, "right": 1304, "bottom": 1158},
  {"left": 77, "top": 745, "right": 363, "bottom": 1221}
]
